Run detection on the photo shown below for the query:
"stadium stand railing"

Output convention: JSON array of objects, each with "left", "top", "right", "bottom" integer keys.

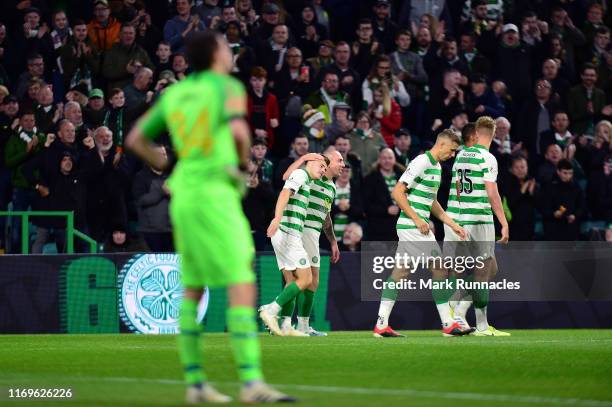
[{"left": 0, "top": 211, "right": 97, "bottom": 254}]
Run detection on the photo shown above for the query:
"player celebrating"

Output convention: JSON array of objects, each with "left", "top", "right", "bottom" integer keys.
[
  {"left": 374, "top": 129, "right": 470, "bottom": 338},
  {"left": 125, "top": 32, "right": 295, "bottom": 404},
  {"left": 444, "top": 122, "right": 477, "bottom": 329},
  {"left": 280, "top": 148, "right": 344, "bottom": 336},
  {"left": 259, "top": 155, "right": 329, "bottom": 336},
  {"left": 445, "top": 116, "right": 510, "bottom": 336}
]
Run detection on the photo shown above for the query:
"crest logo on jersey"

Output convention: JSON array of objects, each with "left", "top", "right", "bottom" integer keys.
[{"left": 325, "top": 197, "right": 333, "bottom": 210}]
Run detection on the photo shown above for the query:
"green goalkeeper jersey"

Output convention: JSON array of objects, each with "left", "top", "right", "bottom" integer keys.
[{"left": 137, "top": 71, "right": 246, "bottom": 191}]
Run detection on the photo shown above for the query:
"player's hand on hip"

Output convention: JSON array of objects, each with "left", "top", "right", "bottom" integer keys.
[
  {"left": 453, "top": 225, "right": 467, "bottom": 240},
  {"left": 415, "top": 218, "right": 429, "bottom": 235},
  {"left": 330, "top": 241, "right": 340, "bottom": 263},
  {"left": 267, "top": 218, "right": 280, "bottom": 238},
  {"left": 497, "top": 225, "right": 509, "bottom": 244}
]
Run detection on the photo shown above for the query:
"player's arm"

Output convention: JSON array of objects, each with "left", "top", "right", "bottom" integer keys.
[
  {"left": 231, "top": 117, "right": 251, "bottom": 170},
  {"left": 431, "top": 200, "right": 466, "bottom": 240},
  {"left": 282, "top": 153, "right": 324, "bottom": 181},
  {"left": 393, "top": 157, "right": 430, "bottom": 234},
  {"left": 267, "top": 188, "right": 292, "bottom": 237},
  {"left": 485, "top": 181, "right": 509, "bottom": 243},
  {"left": 482, "top": 154, "right": 509, "bottom": 243},
  {"left": 391, "top": 182, "right": 429, "bottom": 235},
  {"left": 267, "top": 169, "right": 307, "bottom": 237},
  {"left": 323, "top": 213, "right": 340, "bottom": 263},
  {"left": 226, "top": 78, "right": 250, "bottom": 170},
  {"left": 125, "top": 106, "right": 168, "bottom": 171}
]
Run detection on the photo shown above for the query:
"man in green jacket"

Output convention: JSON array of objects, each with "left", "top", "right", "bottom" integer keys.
[
  {"left": 567, "top": 63, "right": 608, "bottom": 135},
  {"left": 101, "top": 24, "right": 154, "bottom": 91},
  {"left": 4, "top": 110, "right": 47, "bottom": 252},
  {"left": 305, "top": 72, "right": 350, "bottom": 124},
  {"left": 347, "top": 111, "right": 387, "bottom": 174}
]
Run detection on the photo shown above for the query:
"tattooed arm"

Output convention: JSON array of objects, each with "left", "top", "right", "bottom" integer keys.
[{"left": 323, "top": 213, "right": 340, "bottom": 263}]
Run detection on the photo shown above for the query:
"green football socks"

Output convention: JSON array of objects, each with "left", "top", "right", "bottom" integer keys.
[
  {"left": 274, "top": 281, "right": 302, "bottom": 307},
  {"left": 227, "top": 306, "right": 264, "bottom": 383},
  {"left": 432, "top": 276, "right": 457, "bottom": 305},
  {"left": 280, "top": 297, "right": 296, "bottom": 319},
  {"left": 432, "top": 276, "right": 457, "bottom": 325},
  {"left": 381, "top": 276, "right": 398, "bottom": 301},
  {"left": 297, "top": 289, "right": 315, "bottom": 318},
  {"left": 177, "top": 298, "right": 205, "bottom": 385}
]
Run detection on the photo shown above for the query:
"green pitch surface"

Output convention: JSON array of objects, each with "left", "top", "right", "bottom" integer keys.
[{"left": 1, "top": 330, "right": 612, "bottom": 406}]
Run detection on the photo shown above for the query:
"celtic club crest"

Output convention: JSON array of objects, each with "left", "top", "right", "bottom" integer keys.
[
  {"left": 324, "top": 196, "right": 332, "bottom": 211},
  {"left": 119, "top": 254, "right": 209, "bottom": 334}
]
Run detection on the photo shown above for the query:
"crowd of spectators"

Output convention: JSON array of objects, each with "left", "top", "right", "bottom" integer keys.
[{"left": 0, "top": 0, "right": 611, "bottom": 253}]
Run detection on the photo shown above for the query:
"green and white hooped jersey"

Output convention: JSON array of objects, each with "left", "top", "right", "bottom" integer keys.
[
  {"left": 333, "top": 184, "right": 350, "bottom": 239},
  {"left": 396, "top": 151, "right": 442, "bottom": 230},
  {"left": 447, "top": 144, "right": 497, "bottom": 225},
  {"left": 304, "top": 177, "right": 336, "bottom": 235},
  {"left": 280, "top": 169, "right": 312, "bottom": 237}
]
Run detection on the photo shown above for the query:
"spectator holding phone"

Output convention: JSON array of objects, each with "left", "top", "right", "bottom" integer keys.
[
  {"left": 368, "top": 83, "right": 401, "bottom": 147},
  {"left": 362, "top": 55, "right": 410, "bottom": 109}
]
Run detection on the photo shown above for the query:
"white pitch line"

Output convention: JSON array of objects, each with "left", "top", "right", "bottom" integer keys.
[
  {"left": 6, "top": 338, "right": 612, "bottom": 352},
  {"left": 2, "top": 375, "right": 611, "bottom": 407}
]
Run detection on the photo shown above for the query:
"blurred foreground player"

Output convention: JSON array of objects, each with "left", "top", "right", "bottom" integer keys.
[{"left": 126, "top": 31, "right": 295, "bottom": 404}]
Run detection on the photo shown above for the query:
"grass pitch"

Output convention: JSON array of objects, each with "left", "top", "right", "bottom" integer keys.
[{"left": 1, "top": 330, "right": 611, "bottom": 406}]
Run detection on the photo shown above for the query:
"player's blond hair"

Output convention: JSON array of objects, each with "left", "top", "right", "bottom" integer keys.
[
  {"left": 475, "top": 116, "right": 496, "bottom": 137},
  {"left": 436, "top": 128, "right": 461, "bottom": 145}
]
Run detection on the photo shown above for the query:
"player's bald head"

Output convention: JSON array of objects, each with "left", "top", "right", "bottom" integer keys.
[
  {"left": 323, "top": 147, "right": 341, "bottom": 160},
  {"left": 323, "top": 148, "right": 345, "bottom": 177}
]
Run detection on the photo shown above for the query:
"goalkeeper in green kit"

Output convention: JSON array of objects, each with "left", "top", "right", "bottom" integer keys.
[{"left": 126, "top": 31, "right": 295, "bottom": 404}]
